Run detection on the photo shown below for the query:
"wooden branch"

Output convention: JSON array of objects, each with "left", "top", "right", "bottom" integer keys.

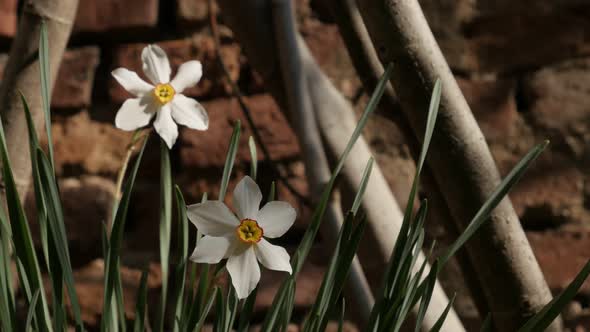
[
  {"left": 0, "top": 0, "right": 79, "bottom": 201},
  {"left": 298, "top": 34, "right": 464, "bottom": 332},
  {"left": 271, "top": 0, "right": 374, "bottom": 323},
  {"left": 216, "top": 0, "right": 462, "bottom": 329},
  {"left": 356, "top": 0, "right": 560, "bottom": 330},
  {"left": 324, "top": 0, "right": 489, "bottom": 325}
]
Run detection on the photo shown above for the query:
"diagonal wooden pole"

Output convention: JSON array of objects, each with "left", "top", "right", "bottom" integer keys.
[
  {"left": 217, "top": 0, "right": 464, "bottom": 329},
  {"left": 0, "top": 0, "right": 79, "bottom": 202},
  {"left": 356, "top": 0, "right": 560, "bottom": 330}
]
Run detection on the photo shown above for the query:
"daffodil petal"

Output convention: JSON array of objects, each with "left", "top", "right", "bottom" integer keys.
[
  {"left": 256, "top": 201, "right": 296, "bottom": 238},
  {"left": 189, "top": 236, "right": 235, "bottom": 264},
  {"left": 255, "top": 239, "right": 292, "bottom": 274},
  {"left": 153, "top": 104, "right": 178, "bottom": 148},
  {"left": 114, "top": 97, "right": 155, "bottom": 131},
  {"left": 141, "top": 44, "right": 171, "bottom": 84},
  {"left": 233, "top": 176, "right": 262, "bottom": 221},
  {"left": 171, "top": 94, "right": 209, "bottom": 130},
  {"left": 111, "top": 68, "right": 154, "bottom": 96},
  {"left": 187, "top": 201, "right": 239, "bottom": 236},
  {"left": 170, "top": 60, "right": 203, "bottom": 93},
  {"left": 227, "top": 246, "right": 260, "bottom": 299}
]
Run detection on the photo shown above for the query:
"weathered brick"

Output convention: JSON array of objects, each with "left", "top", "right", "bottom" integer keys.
[
  {"left": 74, "top": 0, "right": 158, "bottom": 33},
  {"left": 420, "top": 0, "right": 590, "bottom": 72},
  {"left": 52, "top": 47, "right": 100, "bottom": 109},
  {"left": 26, "top": 176, "right": 116, "bottom": 266},
  {"left": 179, "top": 94, "right": 300, "bottom": 169},
  {"left": 62, "top": 259, "right": 161, "bottom": 327},
  {"left": 523, "top": 57, "right": 590, "bottom": 136},
  {"left": 254, "top": 255, "right": 325, "bottom": 313},
  {"left": 0, "top": 48, "right": 99, "bottom": 108},
  {"left": 528, "top": 229, "right": 590, "bottom": 297},
  {"left": 457, "top": 76, "right": 520, "bottom": 141},
  {"left": 0, "top": 0, "right": 16, "bottom": 38},
  {"left": 110, "top": 37, "right": 241, "bottom": 102},
  {"left": 510, "top": 156, "right": 587, "bottom": 229},
  {"left": 176, "top": 0, "right": 216, "bottom": 28},
  {"left": 47, "top": 110, "right": 135, "bottom": 177}
]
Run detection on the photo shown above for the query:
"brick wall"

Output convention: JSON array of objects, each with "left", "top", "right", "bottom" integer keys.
[{"left": 0, "top": 0, "right": 589, "bottom": 330}]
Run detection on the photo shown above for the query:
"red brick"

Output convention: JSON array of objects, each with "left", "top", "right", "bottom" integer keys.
[
  {"left": 74, "top": 0, "right": 158, "bottom": 33},
  {"left": 523, "top": 57, "right": 590, "bottom": 134},
  {"left": 528, "top": 229, "right": 590, "bottom": 296},
  {"left": 110, "top": 37, "right": 241, "bottom": 103},
  {"left": 457, "top": 77, "right": 519, "bottom": 141},
  {"left": 0, "top": 0, "right": 16, "bottom": 38},
  {"left": 509, "top": 157, "right": 585, "bottom": 228},
  {"left": 176, "top": 0, "right": 216, "bottom": 28},
  {"left": 254, "top": 256, "right": 325, "bottom": 313},
  {"left": 47, "top": 110, "right": 135, "bottom": 177},
  {"left": 52, "top": 47, "right": 100, "bottom": 108},
  {"left": 60, "top": 259, "right": 161, "bottom": 327},
  {"left": 179, "top": 94, "right": 300, "bottom": 169}
]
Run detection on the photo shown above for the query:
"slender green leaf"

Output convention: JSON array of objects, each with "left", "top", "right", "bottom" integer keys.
[
  {"left": 0, "top": 211, "right": 15, "bottom": 332},
  {"left": 430, "top": 293, "right": 456, "bottom": 332},
  {"left": 237, "top": 287, "right": 258, "bottom": 332},
  {"left": 440, "top": 141, "right": 549, "bottom": 266},
  {"left": 368, "top": 81, "right": 441, "bottom": 332},
  {"left": 219, "top": 121, "right": 241, "bottom": 200},
  {"left": 351, "top": 157, "right": 373, "bottom": 215},
  {"left": 101, "top": 135, "right": 149, "bottom": 332},
  {"left": 279, "top": 280, "right": 296, "bottom": 332},
  {"left": 155, "top": 139, "right": 173, "bottom": 332},
  {"left": 0, "top": 102, "right": 52, "bottom": 332},
  {"left": 413, "top": 260, "right": 438, "bottom": 332},
  {"left": 133, "top": 270, "right": 149, "bottom": 332},
  {"left": 265, "top": 63, "right": 393, "bottom": 329},
  {"left": 222, "top": 287, "right": 238, "bottom": 332},
  {"left": 192, "top": 287, "right": 219, "bottom": 332},
  {"left": 171, "top": 187, "right": 189, "bottom": 332},
  {"left": 260, "top": 278, "right": 293, "bottom": 332},
  {"left": 25, "top": 290, "right": 41, "bottom": 332},
  {"left": 37, "top": 149, "right": 85, "bottom": 329},
  {"left": 337, "top": 299, "right": 345, "bottom": 332}
]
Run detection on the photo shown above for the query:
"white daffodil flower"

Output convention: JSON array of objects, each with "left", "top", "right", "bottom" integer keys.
[
  {"left": 187, "top": 176, "right": 296, "bottom": 299},
  {"left": 111, "top": 44, "right": 209, "bottom": 148}
]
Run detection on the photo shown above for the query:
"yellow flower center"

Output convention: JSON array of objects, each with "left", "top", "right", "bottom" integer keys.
[
  {"left": 153, "top": 83, "right": 175, "bottom": 105},
  {"left": 236, "top": 219, "right": 263, "bottom": 244}
]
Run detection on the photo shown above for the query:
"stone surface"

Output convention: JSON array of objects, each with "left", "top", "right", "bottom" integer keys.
[
  {"left": 0, "top": 0, "right": 16, "bottom": 38},
  {"left": 52, "top": 47, "right": 100, "bottom": 109},
  {"left": 47, "top": 110, "right": 135, "bottom": 177},
  {"left": 74, "top": 0, "right": 158, "bottom": 33},
  {"left": 109, "top": 37, "right": 242, "bottom": 102}
]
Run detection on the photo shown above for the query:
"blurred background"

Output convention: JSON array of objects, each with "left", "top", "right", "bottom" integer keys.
[{"left": 0, "top": 0, "right": 588, "bottom": 330}]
